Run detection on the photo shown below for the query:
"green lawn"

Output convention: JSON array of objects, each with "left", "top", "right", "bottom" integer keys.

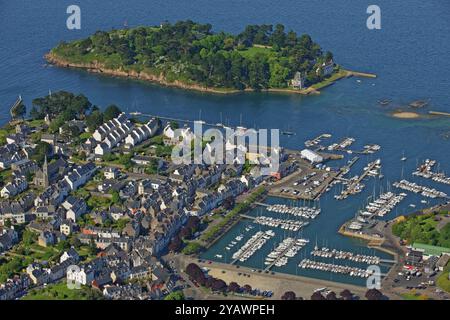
[
  {"left": 238, "top": 46, "right": 273, "bottom": 59},
  {"left": 22, "top": 281, "right": 103, "bottom": 300},
  {"left": 311, "top": 68, "right": 347, "bottom": 90},
  {"left": 87, "top": 195, "right": 112, "bottom": 210},
  {"left": 26, "top": 119, "right": 45, "bottom": 128}
]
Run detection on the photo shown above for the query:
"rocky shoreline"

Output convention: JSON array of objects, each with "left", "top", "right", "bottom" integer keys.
[{"left": 45, "top": 52, "right": 321, "bottom": 96}]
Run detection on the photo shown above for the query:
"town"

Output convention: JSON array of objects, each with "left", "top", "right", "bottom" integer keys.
[
  {"left": 0, "top": 91, "right": 299, "bottom": 300},
  {"left": 0, "top": 91, "right": 449, "bottom": 301}
]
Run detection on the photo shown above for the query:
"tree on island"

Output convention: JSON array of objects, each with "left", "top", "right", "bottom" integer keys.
[
  {"left": 281, "top": 291, "right": 297, "bottom": 300},
  {"left": 365, "top": 288, "right": 384, "bottom": 300}
]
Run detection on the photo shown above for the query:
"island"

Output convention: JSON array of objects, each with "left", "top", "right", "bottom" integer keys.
[{"left": 46, "top": 20, "right": 373, "bottom": 95}]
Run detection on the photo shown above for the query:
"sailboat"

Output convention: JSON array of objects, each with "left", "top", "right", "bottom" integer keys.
[
  {"left": 281, "top": 124, "right": 296, "bottom": 136},
  {"left": 401, "top": 151, "right": 407, "bottom": 161},
  {"left": 216, "top": 112, "right": 224, "bottom": 127}
]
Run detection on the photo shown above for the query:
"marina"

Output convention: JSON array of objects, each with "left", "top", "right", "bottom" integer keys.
[
  {"left": 265, "top": 204, "right": 321, "bottom": 219},
  {"left": 393, "top": 179, "right": 448, "bottom": 198},
  {"left": 413, "top": 159, "right": 450, "bottom": 186},
  {"left": 327, "top": 137, "right": 355, "bottom": 152},
  {"left": 252, "top": 216, "right": 309, "bottom": 231},
  {"left": 231, "top": 230, "right": 275, "bottom": 264},
  {"left": 298, "top": 259, "right": 377, "bottom": 279},
  {"left": 311, "top": 247, "right": 381, "bottom": 265},
  {"left": 358, "top": 191, "right": 407, "bottom": 218},
  {"left": 334, "top": 159, "right": 382, "bottom": 200},
  {"left": 304, "top": 133, "right": 332, "bottom": 148},
  {"left": 264, "top": 238, "right": 309, "bottom": 270}
]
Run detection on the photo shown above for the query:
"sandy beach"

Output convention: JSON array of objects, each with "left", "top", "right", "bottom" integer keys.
[{"left": 391, "top": 111, "right": 421, "bottom": 119}]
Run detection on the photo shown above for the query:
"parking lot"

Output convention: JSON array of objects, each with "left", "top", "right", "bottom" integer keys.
[{"left": 269, "top": 165, "right": 338, "bottom": 200}]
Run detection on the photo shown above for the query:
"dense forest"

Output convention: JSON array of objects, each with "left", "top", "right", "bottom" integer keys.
[{"left": 51, "top": 20, "right": 335, "bottom": 91}]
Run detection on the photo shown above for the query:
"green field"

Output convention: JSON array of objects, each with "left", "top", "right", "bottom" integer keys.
[{"left": 22, "top": 282, "right": 103, "bottom": 300}]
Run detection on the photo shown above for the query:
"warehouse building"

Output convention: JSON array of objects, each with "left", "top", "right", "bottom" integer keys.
[{"left": 300, "top": 149, "right": 323, "bottom": 163}]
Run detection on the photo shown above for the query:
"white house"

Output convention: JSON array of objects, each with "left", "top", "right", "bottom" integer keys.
[
  {"left": 290, "top": 71, "right": 306, "bottom": 89},
  {"left": 60, "top": 220, "right": 76, "bottom": 236},
  {"left": 60, "top": 247, "right": 80, "bottom": 263},
  {"left": 62, "top": 197, "right": 87, "bottom": 222},
  {"left": 125, "top": 118, "right": 159, "bottom": 147},
  {"left": 163, "top": 124, "right": 175, "bottom": 140},
  {"left": 93, "top": 113, "right": 133, "bottom": 156},
  {"left": 316, "top": 60, "right": 334, "bottom": 76},
  {"left": 64, "top": 162, "right": 97, "bottom": 191},
  {"left": 66, "top": 266, "right": 94, "bottom": 286},
  {"left": 104, "top": 167, "right": 119, "bottom": 179}
]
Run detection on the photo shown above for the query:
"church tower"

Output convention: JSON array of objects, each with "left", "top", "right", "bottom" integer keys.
[{"left": 42, "top": 155, "right": 49, "bottom": 188}]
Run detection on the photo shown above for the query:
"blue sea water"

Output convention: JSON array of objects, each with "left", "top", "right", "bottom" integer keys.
[{"left": 1, "top": 1, "right": 449, "bottom": 286}]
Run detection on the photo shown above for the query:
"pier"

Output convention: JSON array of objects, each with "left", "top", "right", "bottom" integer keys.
[
  {"left": 335, "top": 159, "right": 380, "bottom": 200},
  {"left": 128, "top": 112, "right": 236, "bottom": 129},
  {"left": 254, "top": 202, "right": 269, "bottom": 207},
  {"left": 304, "top": 133, "right": 332, "bottom": 148},
  {"left": 429, "top": 110, "right": 450, "bottom": 117},
  {"left": 230, "top": 231, "right": 272, "bottom": 265},
  {"left": 263, "top": 239, "right": 302, "bottom": 271}
]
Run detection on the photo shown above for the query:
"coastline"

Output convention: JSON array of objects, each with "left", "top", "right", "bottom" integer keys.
[{"left": 45, "top": 52, "right": 375, "bottom": 96}]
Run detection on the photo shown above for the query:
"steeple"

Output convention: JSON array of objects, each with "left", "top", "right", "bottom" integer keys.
[{"left": 43, "top": 155, "right": 49, "bottom": 188}]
